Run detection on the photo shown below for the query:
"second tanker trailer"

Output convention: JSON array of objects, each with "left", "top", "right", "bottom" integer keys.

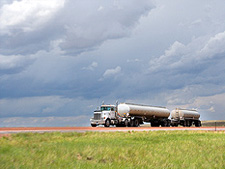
[
  {"left": 90, "top": 103, "right": 171, "bottom": 127},
  {"left": 171, "top": 108, "right": 201, "bottom": 127}
]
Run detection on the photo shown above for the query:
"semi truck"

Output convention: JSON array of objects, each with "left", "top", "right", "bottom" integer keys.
[
  {"left": 90, "top": 103, "right": 171, "bottom": 127},
  {"left": 171, "top": 108, "right": 201, "bottom": 127}
]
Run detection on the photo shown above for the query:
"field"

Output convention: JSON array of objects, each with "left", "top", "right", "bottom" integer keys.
[
  {"left": 0, "top": 131, "right": 225, "bottom": 169},
  {"left": 201, "top": 120, "right": 225, "bottom": 127}
]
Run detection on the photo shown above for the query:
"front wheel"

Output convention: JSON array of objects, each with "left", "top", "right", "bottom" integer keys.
[
  {"left": 105, "top": 119, "right": 110, "bottom": 127},
  {"left": 124, "top": 119, "right": 129, "bottom": 127},
  {"left": 91, "top": 124, "right": 97, "bottom": 127}
]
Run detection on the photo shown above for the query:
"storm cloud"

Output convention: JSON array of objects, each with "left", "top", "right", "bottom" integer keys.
[{"left": 1, "top": 0, "right": 225, "bottom": 126}]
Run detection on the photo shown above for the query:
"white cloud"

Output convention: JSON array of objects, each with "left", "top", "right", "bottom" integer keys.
[
  {"left": 82, "top": 62, "right": 98, "bottom": 71},
  {"left": 149, "top": 41, "right": 185, "bottom": 71},
  {"left": 0, "top": 54, "right": 35, "bottom": 71},
  {"left": 0, "top": 0, "right": 154, "bottom": 55},
  {"left": 149, "top": 30, "right": 225, "bottom": 73},
  {"left": 103, "top": 66, "right": 121, "bottom": 78},
  {"left": 127, "top": 58, "right": 141, "bottom": 63},
  {"left": 209, "top": 106, "right": 215, "bottom": 113},
  {"left": 0, "top": 0, "right": 65, "bottom": 34},
  {"left": 198, "top": 31, "right": 225, "bottom": 59}
]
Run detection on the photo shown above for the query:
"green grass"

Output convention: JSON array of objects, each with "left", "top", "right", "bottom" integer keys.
[{"left": 0, "top": 131, "right": 225, "bottom": 169}]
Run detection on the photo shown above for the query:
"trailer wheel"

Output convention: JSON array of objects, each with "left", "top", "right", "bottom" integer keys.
[
  {"left": 124, "top": 119, "right": 129, "bottom": 127},
  {"left": 183, "top": 120, "right": 186, "bottom": 127},
  {"left": 195, "top": 121, "right": 201, "bottom": 127},
  {"left": 151, "top": 122, "right": 159, "bottom": 127},
  {"left": 186, "top": 120, "right": 190, "bottom": 127},
  {"left": 167, "top": 121, "right": 171, "bottom": 127},
  {"left": 105, "top": 119, "right": 110, "bottom": 127},
  {"left": 91, "top": 124, "right": 97, "bottom": 127},
  {"left": 134, "top": 119, "right": 139, "bottom": 127},
  {"left": 161, "top": 120, "right": 167, "bottom": 127}
]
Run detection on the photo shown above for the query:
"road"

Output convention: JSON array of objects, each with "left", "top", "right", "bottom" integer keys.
[{"left": 1, "top": 126, "right": 225, "bottom": 136}]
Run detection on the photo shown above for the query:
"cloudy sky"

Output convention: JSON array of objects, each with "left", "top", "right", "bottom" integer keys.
[{"left": 1, "top": 0, "right": 225, "bottom": 127}]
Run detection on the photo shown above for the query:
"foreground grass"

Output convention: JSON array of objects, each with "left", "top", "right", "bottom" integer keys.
[{"left": 0, "top": 131, "right": 225, "bottom": 169}]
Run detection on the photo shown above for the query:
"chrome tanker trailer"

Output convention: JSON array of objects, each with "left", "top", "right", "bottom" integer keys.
[
  {"left": 171, "top": 108, "right": 201, "bottom": 127},
  {"left": 90, "top": 103, "right": 171, "bottom": 127}
]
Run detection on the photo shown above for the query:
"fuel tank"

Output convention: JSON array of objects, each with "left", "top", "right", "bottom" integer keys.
[
  {"left": 117, "top": 103, "right": 170, "bottom": 118},
  {"left": 171, "top": 108, "right": 200, "bottom": 120}
]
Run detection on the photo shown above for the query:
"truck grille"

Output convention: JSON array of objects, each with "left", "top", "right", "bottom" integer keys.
[{"left": 94, "top": 114, "right": 101, "bottom": 120}]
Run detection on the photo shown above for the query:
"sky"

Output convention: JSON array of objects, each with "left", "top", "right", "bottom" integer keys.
[{"left": 1, "top": 0, "right": 225, "bottom": 127}]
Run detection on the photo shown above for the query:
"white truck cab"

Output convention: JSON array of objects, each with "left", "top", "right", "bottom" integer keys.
[{"left": 90, "top": 105, "right": 118, "bottom": 127}]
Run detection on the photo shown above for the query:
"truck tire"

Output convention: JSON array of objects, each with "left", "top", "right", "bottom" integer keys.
[
  {"left": 134, "top": 119, "right": 139, "bottom": 127},
  {"left": 105, "top": 119, "right": 110, "bottom": 127},
  {"left": 161, "top": 120, "right": 167, "bottom": 127},
  {"left": 151, "top": 122, "right": 159, "bottom": 127},
  {"left": 91, "top": 124, "right": 97, "bottom": 127},
  {"left": 130, "top": 120, "right": 134, "bottom": 127},
  {"left": 124, "top": 119, "right": 129, "bottom": 127},
  {"left": 167, "top": 120, "right": 171, "bottom": 127},
  {"left": 186, "top": 120, "right": 190, "bottom": 127},
  {"left": 183, "top": 120, "right": 186, "bottom": 127},
  {"left": 195, "top": 121, "right": 201, "bottom": 127}
]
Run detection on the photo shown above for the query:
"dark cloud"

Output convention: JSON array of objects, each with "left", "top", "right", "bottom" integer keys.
[
  {"left": 1, "top": 0, "right": 225, "bottom": 125},
  {"left": 0, "top": 0, "right": 154, "bottom": 55}
]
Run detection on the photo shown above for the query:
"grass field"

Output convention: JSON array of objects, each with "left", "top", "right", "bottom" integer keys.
[{"left": 0, "top": 131, "right": 225, "bottom": 169}]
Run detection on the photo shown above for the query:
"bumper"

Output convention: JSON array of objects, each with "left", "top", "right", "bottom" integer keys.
[{"left": 90, "top": 119, "right": 105, "bottom": 125}]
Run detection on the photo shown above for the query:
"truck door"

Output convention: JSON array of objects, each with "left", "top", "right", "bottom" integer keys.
[{"left": 110, "top": 107, "right": 116, "bottom": 119}]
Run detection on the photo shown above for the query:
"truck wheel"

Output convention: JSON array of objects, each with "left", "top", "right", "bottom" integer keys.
[
  {"left": 151, "top": 122, "right": 156, "bottom": 127},
  {"left": 124, "top": 119, "right": 129, "bottom": 127},
  {"left": 91, "top": 124, "right": 97, "bottom": 127},
  {"left": 167, "top": 121, "right": 171, "bottom": 127},
  {"left": 186, "top": 120, "right": 190, "bottom": 127},
  {"left": 134, "top": 119, "right": 139, "bottom": 127},
  {"left": 195, "top": 121, "right": 201, "bottom": 127},
  {"left": 183, "top": 121, "right": 186, "bottom": 127},
  {"left": 105, "top": 119, "right": 110, "bottom": 127},
  {"left": 161, "top": 121, "right": 167, "bottom": 127},
  {"left": 130, "top": 120, "right": 134, "bottom": 127}
]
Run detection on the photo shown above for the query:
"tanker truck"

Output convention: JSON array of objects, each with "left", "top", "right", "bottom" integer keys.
[
  {"left": 90, "top": 103, "right": 171, "bottom": 127},
  {"left": 171, "top": 108, "right": 201, "bottom": 127}
]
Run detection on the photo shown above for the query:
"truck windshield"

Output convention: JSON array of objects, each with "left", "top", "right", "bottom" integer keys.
[{"left": 101, "top": 107, "right": 114, "bottom": 111}]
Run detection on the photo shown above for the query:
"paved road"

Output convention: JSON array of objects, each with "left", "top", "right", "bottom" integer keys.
[{"left": 1, "top": 127, "right": 225, "bottom": 136}]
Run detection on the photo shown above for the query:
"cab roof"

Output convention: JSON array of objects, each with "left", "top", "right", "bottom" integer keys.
[{"left": 101, "top": 105, "right": 115, "bottom": 107}]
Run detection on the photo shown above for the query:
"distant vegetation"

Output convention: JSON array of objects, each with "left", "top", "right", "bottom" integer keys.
[
  {"left": 0, "top": 131, "right": 225, "bottom": 168},
  {"left": 202, "top": 120, "right": 225, "bottom": 127}
]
